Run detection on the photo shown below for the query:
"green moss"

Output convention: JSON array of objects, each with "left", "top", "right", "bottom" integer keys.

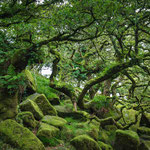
[
  {"left": 63, "top": 100, "right": 72, "bottom": 104},
  {"left": 98, "top": 128, "right": 116, "bottom": 145},
  {"left": 49, "top": 97, "right": 60, "bottom": 105},
  {"left": 37, "top": 123, "right": 60, "bottom": 146},
  {"left": 119, "top": 108, "right": 140, "bottom": 130},
  {"left": 54, "top": 104, "right": 74, "bottom": 118},
  {"left": 89, "top": 119, "right": 100, "bottom": 129},
  {"left": 16, "top": 111, "right": 38, "bottom": 129},
  {"left": 38, "top": 122, "right": 60, "bottom": 138},
  {"left": 61, "top": 117, "right": 100, "bottom": 141},
  {"left": 61, "top": 127, "right": 75, "bottom": 142},
  {"left": 104, "top": 125, "right": 117, "bottom": 131},
  {"left": 0, "top": 139, "right": 20, "bottom": 150},
  {"left": 41, "top": 115, "right": 67, "bottom": 128},
  {"left": 87, "top": 128, "right": 99, "bottom": 140},
  {"left": 0, "top": 90, "right": 18, "bottom": 121},
  {"left": 24, "top": 69, "right": 36, "bottom": 92},
  {"left": 19, "top": 99, "right": 44, "bottom": 120},
  {"left": 114, "top": 129, "right": 140, "bottom": 150},
  {"left": 98, "top": 141, "right": 113, "bottom": 150},
  {"left": 0, "top": 119, "right": 45, "bottom": 150},
  {"left": 33, "top": 73, "right": 59, "bottom": 100},
  {"left": 39, "top": 137, "right": 60, "bottom": 147},
  {"left": 28, "top": 93, "right": 57, "bottom": 116},
  {"left": 137, "top": 126, "right": 150, "bottom": 136},
  {"left": 70, "top": 134, "right": 101, "bottom": 150},
  {"left": 98, "top": 130, "right": 109, "bottom": 143}
]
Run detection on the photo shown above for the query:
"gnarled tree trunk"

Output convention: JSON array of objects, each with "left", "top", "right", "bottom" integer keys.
[{"left": 0, "top": 89, "right": 18, "bottom": 121}]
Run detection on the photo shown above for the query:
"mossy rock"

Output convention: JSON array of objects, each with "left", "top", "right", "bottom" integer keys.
[
  {"left": 19, "top": 99, "right": 44, "bottom": 120},
  {"left": 74, "top": 127, "right": 98, "bottom": 140},
  {"left": 16, "top": 111, "right": 38, "bottom": 129},
  {"left": 138, "top": 140, "right": 150, "bottom": 150},
  {"left": 55, "top": 104, "right": 91, "bottom": 120},
  {"left": 88, "top": 119, "right": 100, "bottom": 129},
  {"left": 137, "top": 126, "right": 150, "bottom": 136},
  {"left": 70, "top": 134, "right": 101, "bottom": 150},
  {"left": 99, "top": 130, "right": 110, "bottom": 143},
  {"left": 54, "top": 107, "right": 90, "bottom": 121},
  {"left": 63, "top": 99, "right": 72, "bottom": 104},
  {"left": 61, "top": 127, "right": 75, "bottom": 142},
  {"left": 28, "top": 93, "right": 57, "bottom": 116},
  {"left": 82, "top": 119, "right": 100, "bottom": 140},
  {"left": 140, "top": 113, "right": 150, "bottom": 127},
  {"left": 48, "top": 97, "right": 60, "bottom": 105},
  {"left": 0, "top": 119, "right": 45, "bottom": 150},
  {"left": 61, "top": 117, "right": 100, "bottom": 141},
  {"left": 0, "top": 90, "right": 18, "bottom": 122},
  {"left": 0, "top": 139, "right": 20, "bottom": 150},
  {"left": 87, "top": 128, "right": 99, "bottom": 141},
  {"left": 98, "top": 141, "right": 113, "bottom": 150},
  {"left": 37, "top": 122, "right": 60, "bottom": 146},
  {"left": 41, "top": 115, "right": 67, "bottom": 128},
  {"left": 104, "top": 125, "right": 117, "bottom": 131},
  {"left": 24, "top": 69, "right": 36, "bottom": 94},
  {"left": 122, "top": 108, "right": 141, "bottom": 130},
  {"left": 54, "top": 105, "right": 73, "bottom": 118},
  {"left": 114, "top": 129, "right": 140, "bottom": 150}
]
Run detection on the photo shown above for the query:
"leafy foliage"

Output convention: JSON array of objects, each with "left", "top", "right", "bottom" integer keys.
[
  {"left": 92, "top": 95, "right": 110, "bottom": 109},
  {"left": 33, "top": 73, "right": 59, "bottom": 100},
  {"left": 0, "top": 72, "right": 26, "bottom": 93}
]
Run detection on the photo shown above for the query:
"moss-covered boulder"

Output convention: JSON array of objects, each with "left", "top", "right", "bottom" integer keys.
[
  {"left": 99, "top": 130, "right": 109, "bottom": 143},
  {"left": 61, "top": 126, "right": 75, "bottom": 142},
  {"left": 16, "top": 111, "right": 38, "bottom": 129},
  {"left": 24, "top": 69, "right": 36, "bottom": 94},
  {"left": 140, "top": 113, "right": 150, "bottom": 127},
  {"left": 41, "top": 115, "right": 67, "bottom": 128},
  {"left": 137, "top": 126, "right": 150, "bottom": 136},
  {"left": 54, "top": 104, "right": 73, "bottom": 118},
  {"left": 70, "top": 134, "right": 101, "bottom": 150},
  {"left": 0, "top": 119, "right": 45, "bottom": 150},
  {"left": 99, "top": 128, "right": 116, "bottom": 145},
  {"left": 37, "top": 122, "right": 60, "bottom": 146},
  {"left": 0, "top": 90, "right": 18, "bottom": 122},
  {"left": 19, "top": 99, "right": 44, "bottom": 120},
  {"left": 86, "top": 119, "right": 100, "bottom": 140},
  {"left": 48, "top": 96, "right": 60, "bottom": 105},
  {"left": 54, "top": 105, "right": 91, "bottom": 121},
  {"left": 104, "top": 125, "right": 117, "bottom": 131},
  {"left": 114, "top": 129, "right": 140, "bottom": 150},
  {"left": 74, "top": 121, "right": 99, "bottom": 140},
  {"left": 98, "top": 141, "right": 113, "bottom": 150},
  {"left": 28, "top": 93, "right": 57, "bottom": 116}
]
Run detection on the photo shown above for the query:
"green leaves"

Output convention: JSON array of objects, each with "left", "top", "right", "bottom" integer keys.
[
  {"left": 0, "top": 73, "right": 25, "bottom": 93},
  {"left": 93, "top": 95, "right": 110, "bottom": 109}
]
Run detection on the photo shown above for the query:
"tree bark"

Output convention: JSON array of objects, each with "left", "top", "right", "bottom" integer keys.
[
  {"left": 0, "top": 89, "right": 18, "bottom": 121},
  {"left": 103, "top": 79, "right": 112, "bottom": 96}
]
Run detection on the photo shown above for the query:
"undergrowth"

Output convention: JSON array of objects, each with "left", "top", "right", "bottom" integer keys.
[
  {"left": 0, "top": 139, "right": 20, "bottom": 150},
  {"left": 32, "top": 73, "right": 59, "bottom": 100}
]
